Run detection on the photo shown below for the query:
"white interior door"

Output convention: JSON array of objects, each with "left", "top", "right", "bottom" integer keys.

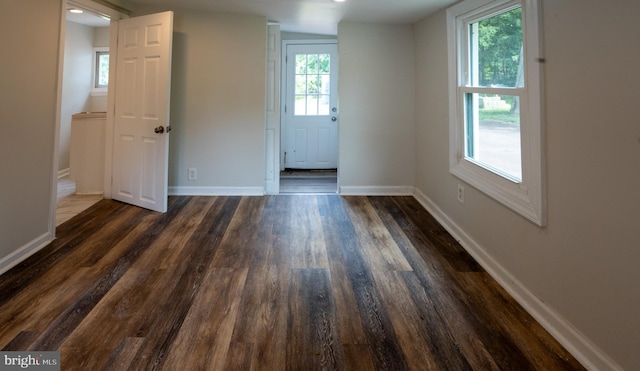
[
  {"left": 112, "top": 11, "right": 173, "bottom": 212},
  {"left": 284, "top": 43, "right": 338, "bottom": 169}
]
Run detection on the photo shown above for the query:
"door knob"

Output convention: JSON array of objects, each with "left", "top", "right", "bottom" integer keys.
[
  {"left": 166, "top": 125, "right": 172, "bottom": 133},
  {"left": 154, "top": 126, "right": 165, "bottom": 134},
  {"left": 331, "top": 117, "right": 337, "bottom": 122}
]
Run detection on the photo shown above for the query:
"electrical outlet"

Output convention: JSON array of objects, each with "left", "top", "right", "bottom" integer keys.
[
  {"left": 457, "top": 184, "right": 464, "bottom": 204},
  {"left": 188, "top": 168, "right": 197, "bottom": 181}
]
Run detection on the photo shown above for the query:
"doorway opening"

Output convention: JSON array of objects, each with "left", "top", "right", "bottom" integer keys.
[
  {"left": 55, "top": 0, "right": 131, "bottom": 228},
  {"left": 279, "top": 40, "right": 339, "bottom": 194},
  {"left": 56, "top": 5, "right": 111, "bottom": 225}
]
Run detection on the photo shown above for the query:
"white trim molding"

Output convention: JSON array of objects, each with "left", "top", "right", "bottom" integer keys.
[
  {"left": 0, "top": 232, "right": 53, "bottom": 276},
  {"left": 412, "top": 188, "right": 623, "bottom": 371},
  {"left": 169, "top": 186, "right": 265, "bottom": 196},
  {"left": 58, "top": 168, "right": 70, "bottom": 179},
  {"left": 339, "top": 186, "right": 414, "bottom": 196}
]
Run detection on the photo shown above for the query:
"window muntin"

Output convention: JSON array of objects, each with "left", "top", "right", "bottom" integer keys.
[{"left": 447, "top": 0, "right": 545, "bottom": 226}]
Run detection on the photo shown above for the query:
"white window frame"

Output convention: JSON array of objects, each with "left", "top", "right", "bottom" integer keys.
[
  {"left": 447, "top": 0, "right": 545, "bottom": 226},
  {"left": 91, "top": 47, "right": 109, "bottom": 96}
]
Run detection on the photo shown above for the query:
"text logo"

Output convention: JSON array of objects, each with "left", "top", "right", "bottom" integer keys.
[{"left": 0, "top": 352, "right": 60, "bottom": 371}]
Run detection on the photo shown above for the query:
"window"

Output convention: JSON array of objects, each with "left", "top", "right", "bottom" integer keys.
[
  {"left": 92, "top": 47, "right": 109, "bottom": 94},
  {"left": 447, "top": 0, "right": 545, "bottom": 225},
  {"left": 294, "top": 53, "right": 331, "bottom": 116}
]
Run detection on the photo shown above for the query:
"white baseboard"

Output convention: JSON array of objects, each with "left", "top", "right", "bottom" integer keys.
[
  {"left": 339, "top": 185, "right": 414, "bottom": 196},
  {"left": 58, "top": 168, "right": 70, "bottom": 179},
  {"left": 169, "top": 186, "right": 265, "bottom": 196},
  {"left": 412, "top": 188, "right": 621, "bottom": 371},
  {"left": 0, "top": 232, "right": 53, "bottom": 276},
  {"left": 172, "top": 185, "right": 415, "bottom": 197}
]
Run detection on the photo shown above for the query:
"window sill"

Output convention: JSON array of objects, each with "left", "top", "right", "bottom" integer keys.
[
  {"left": 450, "top": 158, "right": 545, "bottom": 227},
  {"left": 90, "top": 89, "right": 108, "bottom": 97}
]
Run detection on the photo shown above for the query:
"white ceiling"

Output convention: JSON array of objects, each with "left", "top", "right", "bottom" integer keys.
[
  {"left": 129, "top": 0, "right": 458, "bottom": 35},
  {"left": 66, "top": 8, "right": 112, "bottom": 27}
]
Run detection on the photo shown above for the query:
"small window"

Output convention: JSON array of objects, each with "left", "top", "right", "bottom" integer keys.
[
  {"left": 447, "top": 0, "right": 545, "bottom": 225},
  {"left": 294, "top": 53, "right": 331, "bottom": 116},
  {"left": 92, "top": 47, "right": 109, "bottom": 93}
]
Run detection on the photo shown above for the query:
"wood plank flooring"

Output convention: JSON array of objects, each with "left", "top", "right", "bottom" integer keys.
[{"left": 0, "top": 195, "right": 584, "bottom": 370}]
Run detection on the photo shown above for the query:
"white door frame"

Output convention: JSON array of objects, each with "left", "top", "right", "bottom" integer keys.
[
  {"left": 103, "top": 18, "right": 120, "bottom": 200},
  {"left": 264, "top": 24, "right": 281, "bottom": 195},
  {"left": 280, "top": 39, "right": 338, "bottom": 172}
]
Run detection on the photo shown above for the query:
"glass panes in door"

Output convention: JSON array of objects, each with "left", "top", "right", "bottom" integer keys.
[{"left": 294, "top": 53, "right": 331, "bottom": 116}]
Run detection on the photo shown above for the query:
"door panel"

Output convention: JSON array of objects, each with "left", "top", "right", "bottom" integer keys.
[
  {"left": 143, "top": 57, "right": 161, "bottom": 117},
  {"left": 118, "top": 135, "right": 135, "bottom": 198},
  {"left": 317, "top": 128, "right": 330, "bottom": 163},
  {"left": 141, "top": 137, "right": 158, "bottom": 202},
  {"left": 294, "top": 128, "right": 308, "bottom": 165},
  {"left": 284, "top": 43, "right": 338, "bottom": 169},
  {"left": 112, "top": 11, "right": 173, "bottom": 212}
]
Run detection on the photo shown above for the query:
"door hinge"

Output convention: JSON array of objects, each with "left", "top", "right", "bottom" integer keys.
[{"left": 284, "top": 151, "right": 287, "bottom": 164}]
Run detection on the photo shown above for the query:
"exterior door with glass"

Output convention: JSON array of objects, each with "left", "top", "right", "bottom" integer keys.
[{"left": 284, "top": 43, "right": 338, "bottom": 169}]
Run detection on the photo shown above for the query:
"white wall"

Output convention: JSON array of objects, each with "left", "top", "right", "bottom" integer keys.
[
  {"left": 337, "top": 22, "right": 416, "bottom": 194},
  {"left": 135, "top": 7, "right": 267, "bottom": 193},
  {"left": 60, "top": 21, "right": 94, "bottom": 173},
  {"left": 414, "top": 1, "right": 640, "bottom": 369},
  {"left": 94, "top": 26, "right": 110, "bottom": 47},
  {"left": 0, "top": 0, "right": 62, "bottom": 267}
]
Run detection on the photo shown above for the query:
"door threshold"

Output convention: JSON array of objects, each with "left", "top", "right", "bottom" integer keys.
[{"left": 279, "top": 169, "right": 337, "bottom": 193}]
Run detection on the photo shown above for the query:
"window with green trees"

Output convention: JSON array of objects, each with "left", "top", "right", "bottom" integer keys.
[
  {"left": 466, "top": 5, "right": 523, "bottom": 180},
  {"left": 447, "top": 0, "right": 545, "bottom": 226},
  {"left": 95, "top": 50, "right": 109, "bottom": 88}
]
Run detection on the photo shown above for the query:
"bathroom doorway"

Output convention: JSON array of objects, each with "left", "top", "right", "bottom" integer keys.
[{"left": 56, "top": 3, "right": 114, "bottom": 225}]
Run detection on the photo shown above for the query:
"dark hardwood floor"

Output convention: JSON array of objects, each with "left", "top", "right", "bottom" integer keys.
[{"left": 0, "top": 195, "right": 584, "bottom": 370}]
